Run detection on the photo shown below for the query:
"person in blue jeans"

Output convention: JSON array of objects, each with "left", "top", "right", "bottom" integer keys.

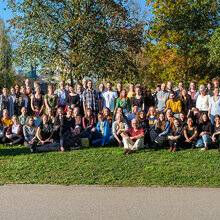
[
  {"left": 195, "top": 113, "right": 213, "bottom": 150},
  {"left": 90, "top": 113, "right": 111, "bottom": 146}
]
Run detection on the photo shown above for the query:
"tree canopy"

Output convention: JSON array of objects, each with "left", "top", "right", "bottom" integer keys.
[{"left": 7, "top": 0, "right": 144, "bottom": 81}]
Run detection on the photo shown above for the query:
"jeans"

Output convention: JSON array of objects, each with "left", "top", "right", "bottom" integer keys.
[
  {"left": 210, "top": 114, "right": 215, "bottom": 125},
  {"left": 109, "top": 134, "right": 122, "bottom": 144},
  {"left": 195, "top": 134, "right": 212, "bottom": 148},
  {"left": 91, "top": 130, "right": 103, "bottom": 146}
]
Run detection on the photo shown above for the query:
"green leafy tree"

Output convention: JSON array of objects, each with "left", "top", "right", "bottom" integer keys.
[
  {"left": 7, "top": 0, "right": 144, "bottom": 81},
  {"left": 0, "top": 18, "right": 16, "bottom": 88},
  {"left": 145, "top": 0, "right": 219, "bottom": 85}
]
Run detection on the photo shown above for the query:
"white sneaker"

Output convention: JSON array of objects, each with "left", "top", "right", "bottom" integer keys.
[{"left": 201, "top": 147, "right": 207, "bottom": 151}]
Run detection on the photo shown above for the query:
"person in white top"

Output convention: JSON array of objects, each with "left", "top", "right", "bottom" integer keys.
[
  {"left": 196, "top": 85, "right": 210, "bottom": 114},
  {"left": 101, "top": 82, "right": 118, "bottom": 113}
]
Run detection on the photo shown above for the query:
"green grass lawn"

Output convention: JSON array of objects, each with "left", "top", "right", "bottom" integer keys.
[{"left": 0, "top": 145, "right": 219, "bottom": 187}]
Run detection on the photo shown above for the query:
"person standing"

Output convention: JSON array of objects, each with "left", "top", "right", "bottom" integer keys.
[
  {"left": 155, "top": 83, "right": 169, "bottom": 113},
  {"left": 0, "top": 87, "right": 14, "bottom": 117},
  {"left": 82, "top": 80, "right": 99, "bottom": 117},
  {"left": 54, "top": 81, "right": 69, "bottom": 109},
  {"left": 101, "top": 82, "right": 118, "bottom": 113},
  {"left": 208, "top": 87, "right": 220, "bottom": 124},
  {"left": 188, "top": 81, "right": 199, "bottom": 107}
]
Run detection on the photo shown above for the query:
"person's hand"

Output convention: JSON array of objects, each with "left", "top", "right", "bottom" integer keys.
[
  {"left": 29, "top": 139, "right": 34, "bottom": 144},
  {"left": 200, "top": 132, "right": 205, "bottom": 137},
  {"left": 7, "top": 134, "right": 12, "bottom": 139},
  {"left": 118, "top": 141, "right": 123, "bottom": 147},
  {"left": 185, "top": 139, "right": 190, "bottom": 143},
  {"left": 91, "top": 128, "right": 96, "bottom": 132},
  {"left": 60, "top": 146, "right": 65, "bottom": 152},
  {"left": 50, "top": 139, "right": 54, "bottom": 143},
  {"left": 41, "top": 140, "right": 45, "bottom": 145},
  {"left": 55, "top": 126, "right": 60, "bottom": 131}
]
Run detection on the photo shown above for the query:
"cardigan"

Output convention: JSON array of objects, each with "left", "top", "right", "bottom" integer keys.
[{"left": 95, "top": 119, "right": 111, "bottom": 145}]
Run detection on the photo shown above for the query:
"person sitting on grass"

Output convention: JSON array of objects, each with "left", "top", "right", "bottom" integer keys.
[
  {"left": 3, "top": 115, "right": 24, "bottom": 146},
  {"left": 90, "top": 113, "right": 111, "bottom": 147},
  {"left": 178, "top": 111, "right": 187, "bottom": 127},
  {"left": 112, "top": 106, "right": 126, "bottom": 123},
  {"left": 212, "top": 115, "right": 220, "bottom": 152},
  {"left": 109, "top": 112, "right": 129, "bottom": 146},
  {"left": 1, "top": 109, "right": 12, "bottom": 129},
  {"left": 121, "top": 119, "right": 144, "bottom": 154},
  {"left": 53, "top": 107, "right": 64, "bottom": 140},
  {"left": 0, "top": 120, "right": 5, "bottom": 144},
  {"left": 183, "top": 117, "right": 198, "bottom": 149},
  {"left": 195, "top": 113, "right": 213, "bottom": 150},
  {"left": 137, "top": 110, "right": 149, "bottom": 146},
  {"left": 82, "top": 108, "right": 96, "bottom": 133},
  {"left": 23, "top": 116, "right": 37, "bottom": 147},
  {"left": 28, "top": 114, "right": 54, "bottom": 152},
  {"left": 150, "top": 113, "right": 170, "bottom": 149},
  {"left": 168, "top": 118, "right": 183, "bottom": 152},
  {"left": 18, "top": 107, "right": 28, "bottom": 126},
  {"left": 72, "top": 107, "right": 82, "bottom": 128},
  {"left": 102, "top": 107, "right": 113, "bottom": 127}
]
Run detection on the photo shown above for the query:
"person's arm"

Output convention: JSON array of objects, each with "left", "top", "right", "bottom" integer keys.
[
  {"left": 40, "top": 96, "right": 45, "bottom": 114},
  {"left": 23, "top": 126, "right": 28, "bottom": 140},
  {"left": 36, "top": 127, "right": 44, "bottom": 144},
  {"left": 45, "top": 128, "right": 53, "bottom": 142},
  {"left": 0, "top": 125, "right": 5, "bottom": 138},
  {"left": 31, "top": 95, "right": 35, "bottom": 111},
  {"left": 189, "top": 128, "right": 198, "bottom": 141},
  {"left": 177, "top": 100, "right": 182, "bottom": 113},
  {"left": 142, "top": 97, "right": 145, "bottom": 110},
  {"left": 44, "top": 95, "right": 50, "bottom": 111},
  {"left": 183, "top": 128, "right": 189, "bottom": 141},
  {"left": 56, "top": 95, "right": 59, "bottom": 108},
  {"left": 160, "top": 121, "right": 170, "bottom": 136},
  {"left": 131, "top": 131, "right": 144, "bottom": 140}
]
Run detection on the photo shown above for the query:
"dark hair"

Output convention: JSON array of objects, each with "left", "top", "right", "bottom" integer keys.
[{"left": 199, "top": 112, "right": 210, "bottom": 124}]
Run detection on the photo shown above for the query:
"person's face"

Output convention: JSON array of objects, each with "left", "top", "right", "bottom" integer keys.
[
  {"left": 167, "top": 82, "right": 172, "bottom": 90},
  {"left": 25, "top": 79, "right": 30, "bottom": 86},
  {"left": 161, "top": 83, "right": 166, "bottom": 91},
  {"left": 174, "top": 119, "right": 179, "bottom": 127},
  {"left": 117, "top": 108, "right": 123, "bottom": 114},
  {"left": 21, "top": 108, "right": 27, "bottom": 114},
  {"left": 67, "top": 109, "right": 73, "bottom": 117},
  {"left": 87, "top": 109, "right": 92, "bottom": 116},
  {"left": 69, "top": 86, "right": 74, "bottom": 93},
  {"left": 29, "top": 118, "right": 34, "bottom": 126},
  {"left": 48, "top": 86, "right": 53, "bottom": 94},
  {"left": 214, "top": 117, "right": 220, "bottom": 124},
  {"left": 10, "top": 88, "right": 15, "bottom": 94},
  {"left": 187, "top": 118, "right": 193, "bottom": 126},
  {"left": 98, "top": 115, "right": 103, "bottom": 121},
  {"left": 87, "top": 81, "right": 93, "bottom": 89},
  {"left": 129, "top": 84, "right": 134, "bottom": 91},
  {"left": 122, "top": 90, "right": 126, "bottom": 97},
  {"left": 169, "top": 93, "right": 175, "bottom": 99},
  {"left": 194, "top": 111, "right": 200, "bottom": 117},
  {"left": 26, "top": 87, "right": 32, "bottom": 94},
  {"left": 140, "top": 112, "right": 145, "bottom": 119},
  {"left": 178, "top": 82, "right": 183, "bottom": 89},
  {"left": 12, "top": 117, "right": 18, "bottom": 124},
  {"left": 156, "top": 87, "right": 161, "bottom": 92},
  {"left": 99, "top": 84, "right": 104, "bottom": 92},
  {"left": 104, "top": 109, "right": 109, "bottom": 116},
  {"left": 42, "top": 116, "right": 48, "bottom": 124},
  {"left": 106, "top": 83, "right": 111, "bottom": 90},
  {"left": 2, "top": 88, "right": 7, "bottom": 95},
  {"left": 159, "top": 114, "right": 164, "bottom": 121},
  {"left": 132, "top": 120, "right": 138, "bottom": 129},
  {"left": 59, "top": 82, "right": 65, "bottom": 89},
  {"left": 21, "top": 87, "right": 26, "bottom": 94},
  {"left": 74, "top": 128, "right": 80, "bottom": 135},
  {"left": 149, "top": 107, "right": 154, "bottom": 115},
  {"left": 213, "top": 80, "right": 219, "bottom": 88},
  {"left": 116, "top": 114, "right": 123, "bottom": 121},
  {"left": 58, "top": 109, "right": 63, "bottom": 116},
  {"left": 15, "top": 85, "right": 19, "bottom": 91},
  {"left": 201, "top": 90, "right": 206, "bottom": 96},
  {"left": 182, "top": 89, "right": 187, "bottom": 96},
  {"left": 213, "top": 88, "right": 219, "bottom": 96},
  {"left": 74, "top": 108, "right": 79, "bottom": 115},
  {"left": 35, "top": 86, "right": 40, "bottom": 93},
  {"left": 202, "top": 114, "right": 208, "bottom": 122},
  {"left": 135, "top": 88, "right": 141, "bottom": 95},
  {"left": 3, "top": 110, "right": 8, "bottom": 117},
  {"left": 133, "top": 106, "right": 139, "bottom": 114},
  {"left": 190, "top": 83, "right": 195, "bottom": 90},
  {"left": 179, "top": 113, "right": 185, "bottom": 121},
  {"left": 82, "top": 79, "right": 87, "bottom": 87},
  {"left": 207, "top": 83, "right": 212, "bottom": 90},
  {"left": 77, "top": 85, "right": 82, "bottom": 92},
  {"left": 117, "top": 83, "right": 122, "bottom": 91}
]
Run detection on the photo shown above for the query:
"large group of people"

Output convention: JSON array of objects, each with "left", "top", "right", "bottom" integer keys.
[{"left": 0, "top": 77, "right": 219, "bottom": 154}]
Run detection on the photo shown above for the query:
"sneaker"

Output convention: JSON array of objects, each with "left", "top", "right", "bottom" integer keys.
[{"left": 201, "top": 147, "right": 207, "bottom": 151}]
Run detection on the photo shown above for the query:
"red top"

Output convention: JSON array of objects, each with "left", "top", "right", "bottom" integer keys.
[{"left": 125, "top": 128, "right": 144, "bottom": 142}]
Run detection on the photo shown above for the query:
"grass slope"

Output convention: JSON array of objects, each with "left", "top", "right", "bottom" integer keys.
[{"left": 0, "top": 145, "right": 219, "bottom": 187}]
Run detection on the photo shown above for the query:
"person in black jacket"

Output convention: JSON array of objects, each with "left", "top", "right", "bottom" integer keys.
[
  {"left": 179, "top": 88, "right": 192, "bottom": 115},
  {"left": 212, "top": 115, "right": 220, "bottom": 152},
  {"left": 195, "top": 113, "right": 213, "bottom": 150},
  {"left": 168, "top": 118, "right": 183, "bottom": 152}
]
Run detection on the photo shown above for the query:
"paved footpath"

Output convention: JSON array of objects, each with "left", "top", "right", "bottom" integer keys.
[{"left": 0, "top": 185, "right": 219, "bottom": 220}]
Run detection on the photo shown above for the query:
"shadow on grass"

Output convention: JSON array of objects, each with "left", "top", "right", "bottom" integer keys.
[{"left": 0, "top": 147, "right": 30, "bottom": 156}]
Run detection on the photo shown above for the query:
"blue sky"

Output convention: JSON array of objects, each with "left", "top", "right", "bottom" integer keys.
[{"left": 0, "top": 0, "right": 150, "bottom": 26}]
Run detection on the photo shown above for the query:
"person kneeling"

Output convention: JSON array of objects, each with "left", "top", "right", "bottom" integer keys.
[{"left": 121, "top": 119, "right": 144, "bottom": 154}]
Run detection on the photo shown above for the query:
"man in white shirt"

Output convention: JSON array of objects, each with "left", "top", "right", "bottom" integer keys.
[{"left": 101, "top": 82, "right": 118, "bottom": 113}]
